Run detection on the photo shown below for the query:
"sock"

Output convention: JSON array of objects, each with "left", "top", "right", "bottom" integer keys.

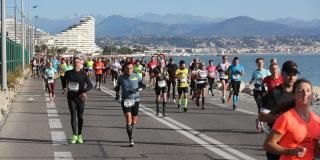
[
  {"left": 235, "top": 95, "right": 238, "bottom": 103},
  {"left": 184, "top": 98, "right": 188, "bottom": 108},
  {"left": 126, "top": 125, "right": 133, "bottom": 139},
  {"left": 163, "top": 102, "right": 166, "bottom": 114},
  {"left": 156, "top": 101, "right": 159, "bottom": 113},
  {"left": 202, "top": 97, "right": 205, "bottom": 106},
  {"left": 178, "top": 98, "right": 182, "bottom": 105},
  {"left": 233, "top": 95, "right": 237, "bottom": 105}
]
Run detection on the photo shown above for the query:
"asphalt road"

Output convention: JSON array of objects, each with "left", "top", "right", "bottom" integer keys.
[{"left": 0, "top": 77, "right": 267, "bottom": 160}]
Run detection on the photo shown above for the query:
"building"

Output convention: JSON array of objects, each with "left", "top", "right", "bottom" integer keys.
[{"left": 54, "top": 16, "right": 101, "bottom": 54}]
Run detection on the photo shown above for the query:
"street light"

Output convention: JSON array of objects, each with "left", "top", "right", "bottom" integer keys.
[{"left": 1, "top": 0, "right": 7, "bottom": 91}]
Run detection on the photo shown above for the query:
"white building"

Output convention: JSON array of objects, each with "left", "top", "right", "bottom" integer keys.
[{"left": 54, "top": 16, "right": 101, "bottom": 54}]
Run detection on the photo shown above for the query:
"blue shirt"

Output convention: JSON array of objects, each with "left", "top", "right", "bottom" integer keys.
[
  {"left": 251, "top": 68, "right": 271, "bottom": 84},
  {"left": 117, "top": 73, "right": 143, "bottom": 101},
  {"left": 51, "top": 59, "right": 61, "bottom": 70},
  {"left": 228, "top": 64, "right": 244, "bottom": 81}
]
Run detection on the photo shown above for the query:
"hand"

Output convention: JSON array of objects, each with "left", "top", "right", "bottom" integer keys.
[
  {"left": 63, "top": 88, "right": 68, "bottom": 94},
  {"left": 288, "top": 147, "right": 307, "bottom": 157},
  {"left": 79, "top": 93, "right": 87, "bottom": 101}
]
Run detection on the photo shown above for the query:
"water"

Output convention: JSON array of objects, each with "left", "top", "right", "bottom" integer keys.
[{"left": 168, "top": 54, "right": 320, "bottom": 86}]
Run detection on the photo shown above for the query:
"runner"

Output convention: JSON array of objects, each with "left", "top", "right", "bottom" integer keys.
[
  {"left": 249, "top": 58, "right": 271, "bottom": 133},
  {"left": 111, "top": 58, "right": 122, "bottom": 88},
  {"left": 217, "top": 55, "right": 231, "bottom": 103},
  {"left": 195, "top": 62, "right": 208, "bottom": 109},
  {"left": 189, "top": 58, "right": 199, "bottom": 100},
  {"left": 166, "top": 58, "right": 178, "bottom": 103},
  {"left": 263, "top": 63, "right": 283, "bottom": 93},
  {"left": 45, "top": 61, "right": 58, "bottom": 103},
  {"left": 176, "top": 60, "right": 189, "bottom": 112},
  {"left": 31, "top": 57, "right": 38, "bottom": 79},
  {"left": 63, "top": 57, "right": 93, "bottom": 144},
  {"left": 94, "top": 57, "right": 105, "bottom": 90},
  {"left": 87, "top": 58, "right": 95, "bottom": 77},
  {"left": 59, "top": 59, "right": 67, "bottom": 94},
  {"left": 153, "top": 60, "right": 168, "bottom": 117},
  {"left": 115, "top": 62, "right": 146, "bottom": 147},
  {"left": 259, "top": 60, "right": 299, "bottom": 160},
  {"left": 133, "top": 60, "right": 144, "bottom": 79},
  {"left": 147, "top": 56, "right": 158, "bottom": 88},
  {"left": 207, "top": 60, "right": 217, "bottom": 96},
  {"left": 228, "top": 57, "right": 245, "bottom": 110}
]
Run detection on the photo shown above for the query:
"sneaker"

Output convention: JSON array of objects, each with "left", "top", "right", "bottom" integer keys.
[
  {"left": 156, "top": 112, "right": 160, "bottom": 117},
  {"left": 256, "top": 119, "right": 262, "bottom": 133},
  {"left": 77, "top": 135, "right": 84, "bottom": 144},
  {"left": 184, "top": 107, "right": 188, "bottom": 112},
  {"left": 260, "top": 122, "right": 266, "bottom": 133},
  {"left": 202, "top": 105, "right": 205, "bottom": 110},
  {"left": 70, "top": 135, "right": 78, "bottom": 144},
  {"left": 232, "top": 104, "right": 237, "bottom": 110},
  {"left": 196, "top": 98, "right": 200, "bottom": 107},
  {"left": 221, "top": 98, "right": 226, "bottom": 103},
  {"left": 173, "top": 99, "right": 176, "bottom": 104},
  {"left": 163, "top": 113, "right": 168, "bottom": 117},
  {"left": 129, "top": 138, "right": 134, "bottom": 147},
  {"left": 211, "top": 92, "right": 214, "bottom": 96}
]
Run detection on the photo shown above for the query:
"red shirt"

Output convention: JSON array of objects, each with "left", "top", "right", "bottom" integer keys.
[
  {"left": 94, "top": 62, "right": 105, "bottom": 75},
  {"left": 147, "top": 60, "right": 157, "bottom": 69},
  {"left": 263, "top": 75, "right": 283, "bottom": 92}
]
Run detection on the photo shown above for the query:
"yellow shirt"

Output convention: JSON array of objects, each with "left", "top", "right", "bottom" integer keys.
[{"left": 176, "top": 68, "right": 189, "bottom": 88}]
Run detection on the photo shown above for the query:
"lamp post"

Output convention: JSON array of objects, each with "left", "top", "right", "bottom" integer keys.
[
  {"left": 21, "top": 0, "right": 25, "bottom": 70},
  {"left": 1, "top": 0, "right": 7, "bottom": 91}
]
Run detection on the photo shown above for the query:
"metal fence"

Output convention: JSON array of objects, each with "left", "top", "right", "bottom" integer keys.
[{"left": 0, "top": 37, "right": 30, "bottom": 72}]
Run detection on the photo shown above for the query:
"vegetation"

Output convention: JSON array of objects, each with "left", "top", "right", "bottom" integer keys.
[{"left": 7, "top": 67, "right": 23, "bottom": 88}]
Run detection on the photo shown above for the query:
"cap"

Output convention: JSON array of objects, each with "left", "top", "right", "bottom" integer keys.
[
  {"left": 169, "top": 57, "right": 173, "bottom": 61},
  {"left": 282, "top": 60, "right": 300, "bottom": 74}
]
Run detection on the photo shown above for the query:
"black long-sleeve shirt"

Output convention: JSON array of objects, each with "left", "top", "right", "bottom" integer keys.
[{"left": 63, "top": 69, "right": 93, "bottom": 98}]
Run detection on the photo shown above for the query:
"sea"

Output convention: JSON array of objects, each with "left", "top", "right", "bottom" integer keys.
[{"left": 166, "top": 54, "right": 320, "bottom": 86}]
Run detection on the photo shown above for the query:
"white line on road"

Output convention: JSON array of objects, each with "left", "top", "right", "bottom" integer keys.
[
  {"left": 207, "top": 99, "right": 257, "bottom": 115},
  {"left": 51, "top": 131, "right": 68, "bottom": 146},
  {"left": 46, "top": 103, "right": 56, "bottom": 109},
  {"left": 47, "top": 109, "right": 59, "bottom": 117},
  {"left": 100, "top": 86, "right": 256, "bottom": 160},
  {"left": 49, "top": 119, "right": 63, "bottom": 129},
  {"left": 54, "top": 152, "right": 73, "bottom": 160}
]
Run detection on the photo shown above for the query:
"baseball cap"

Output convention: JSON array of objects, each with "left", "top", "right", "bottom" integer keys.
[{"left": 282, "top": 60, "right": 300, "bottom": 74}]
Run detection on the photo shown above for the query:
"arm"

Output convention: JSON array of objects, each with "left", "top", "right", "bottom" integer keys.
[
  {"left": 62, "top": 71, "right": 68, "bottom": 89},
  {"left": 83, "top": 74, "right": 93, "bottom": 93}
]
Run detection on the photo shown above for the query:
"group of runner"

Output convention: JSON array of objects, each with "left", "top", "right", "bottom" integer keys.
[{"left": 33, "top": 54, "right": 320, "bottom": 159}]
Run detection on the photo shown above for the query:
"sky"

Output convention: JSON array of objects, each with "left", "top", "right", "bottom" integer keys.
[{"left": 6, "top": 0, "right": 320, "bottom": 20}]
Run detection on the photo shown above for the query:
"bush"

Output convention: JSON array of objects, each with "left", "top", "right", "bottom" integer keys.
[{"left": 7, "top": 68, "right": 23, "bottom": 89}]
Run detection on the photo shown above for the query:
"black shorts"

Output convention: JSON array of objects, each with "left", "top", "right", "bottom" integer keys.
[
  {"left": 155, "top": 87, "right": 167, "bottom": 95},
  {"left": 121, "top": 101, "right": 140, "bottom": 116},
  {"left": 197, "top": 83, "right": 207, "bottom": 89},
  {"left": 178, "top": 87, "right": 188, "bottom": 95},
  {"left": 220, "top": 78, "right": 229, "bottom": 82},
  {"left": 111, "top": 70, "right": 118, "bottom": 80}
]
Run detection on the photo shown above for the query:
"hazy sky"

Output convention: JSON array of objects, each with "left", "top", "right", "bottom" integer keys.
[{"left": 7, "top": 0, "right": 320, "bottom": 20}]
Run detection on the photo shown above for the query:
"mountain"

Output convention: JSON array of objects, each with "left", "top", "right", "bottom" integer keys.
[
  {"left": 136, "top": 13, "right": 223, "bottom": 24},
  {"left": 268, "top": 18, "right": 320, "bottom": 28},
  {"left": 187, "top": 16, "right": 320, "bottom": 37}
]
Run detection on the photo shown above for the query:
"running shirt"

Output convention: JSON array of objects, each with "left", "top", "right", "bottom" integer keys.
[
  {"left": 217, "top": 62, "right": 230, "bottom": 79},
  {"left": 166, "top": 63, "right": 178, "bottom": 79},
  {"left": 153, "top": 67, "right": 168, "bottom": 89},
  {"left": 263, "top": 75, "right": 283, "bottom": 92},
  {"left": 176, "top": 68, "right": 189, "bottom": 88},
  {"left": 196, "top": 70, "right": 208, "bottom": 84},
  {"left": 111, "top": 61, "right": 121, "bottom": 72},
  {"left": 64, "top": 65, "right": 74, "bottom": 72},
  {"left": 133, "top": 64, "right": 144, "bottom": 78},
  {"left": 207, "top": 65, "right": 217, "bottom": 78},
  {"left": 45, "top": 67, "right": 57, "bottom": 83},
  {"left": 251, "top": 68, "right": 271, "bottom": 91},
  {"left": 228, "top": 64, "right": 244, "bottom": 81},
  {"left": 94, "top": 62, "right": 105, "bottom": 75},
  {"left": 272, "top": 108, "right": 320, "bottom": 160},
  {"left": 87, "top": 60, "right": 94, "bottom": 68},
  {"left": 147, "top": 60, "right": 157, "bottom": 71},
  {"left": 51, "top": 58, "right": 60, "bottom": 70},
  {"left": 117, "top": 73, "right": 143, "bottom": 101},
  {"left": 63, "top": 70, "right": 93, "bottom": 97},
  {"left": 59, "top": 63, "right": 66, "bottom": 76}
]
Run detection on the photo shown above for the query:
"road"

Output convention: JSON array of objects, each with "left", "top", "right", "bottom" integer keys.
[{"left": 0, "top": 77, "right": 267, "bottom": 160}]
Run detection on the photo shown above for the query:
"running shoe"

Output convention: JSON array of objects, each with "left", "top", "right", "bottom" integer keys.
[
  {"left": 70, "top": 135, "right": 78, "bottom": 144},
  {"left": 163, "top": 113, "right": 168, "bottom": 117},
  {"left": 173, "top": 99, "right": 176, "bottom": 104},
  {"left": 232, "top": 104, "right": 237, "bottom": 110},
  {"left": 77, "top": 135, "right": 84, "bottom": 144},
  {"left": 221, "top": 97, "right": 226, "bottom": 104},
  {"left": 184, "top": 107, "right": 188, "bottom": 112},
  {"left": 129, "top": 138, "right": 134, "bottom": 147}
]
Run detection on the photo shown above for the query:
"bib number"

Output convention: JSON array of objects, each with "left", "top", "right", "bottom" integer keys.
[
  {"left": 232, "top": 74, "right": 240, "bottom": 80},
  {"left": 158, "top": 80, "right": 166, "bottom": 88},
  {"left": 209, "top": 72, "right": 215, "bottom": 77},
  {"left": 124, "top": 99, "right": 135, "bottom": 108},
  {"left": 48, "top": 77, "right": 54, "bottom": 84},
  {"left": 199, "top": 72, "right": 207, "bottom": 78},
  {"left": 180, "top": 77, "right": 187, "bottom": 83},
  {"left": 68, "top": 82, "right": 80, "bottom": 92}
]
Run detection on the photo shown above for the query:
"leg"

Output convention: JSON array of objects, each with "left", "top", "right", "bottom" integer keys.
[
  {"left": 75, "top": 98, "right": 85, "bottom": 135},
  {"left": 166, "top": 80, "right": 172, "bottom": 100},
  {"left": 172, "top": 79, "right": 176, "bottom": 100},
  {"left": 67, "top": 99, "right": 78, "bottom": 135}
]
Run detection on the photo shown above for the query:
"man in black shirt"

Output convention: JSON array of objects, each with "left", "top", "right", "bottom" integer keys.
[
  {"left": 259, "top": 61, "right": 299, "bottom": 160},
  {"left": 166, "top": 58, "right": 178, "bottom": 103},
  {"left": 63, "top": 57, "right": 93, "bottom": 144}
]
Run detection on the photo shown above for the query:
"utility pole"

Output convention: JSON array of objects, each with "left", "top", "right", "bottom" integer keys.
[
  {"left": 28, "top": 0, "right": 30, "bottom": 61},
  {"left": 21, "top": 0, "right": 25, "bottom": 69},
  {"left": 14, "top": 6, "right": 16, "bottom": 42},
  {"left": 1, "top": 0, "right": 8, "bottom": 91}
]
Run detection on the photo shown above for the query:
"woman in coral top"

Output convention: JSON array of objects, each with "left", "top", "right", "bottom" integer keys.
[{"left": 264, "top": 78, "right": 320, "bottom": 160}]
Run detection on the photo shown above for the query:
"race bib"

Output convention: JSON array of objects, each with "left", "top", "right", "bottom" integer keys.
[
  {"left": 199, "top": 72, "right": 207, "bottom": 78},
  {"left": 33, "top": 67, "right": 36, "bottom": 70},
  {"left": 209, "top": 71, "right": 215, "bottom": 77},
  {"left": 220, "top": 72, "right": 228, "bottom": 79},
  {"left": 180, "top": 77, "right": 187, "bottom": 83},
  {"left": 158, "top": 80, "right": 166, "bottom": 88},
  {"left": 96, "top": 66, "right": 101, "bottom": 69},
  {"left": 124, "top": 99, "right": 135, "bottom": 108},
  {"left": 232, "top": 74, "right": 240, "bottom": 80},
  {"left": 68, "top": 82, "right": 80, "bottom": 92},
  {"left": 48, "top": 77, "right": 54, "bottom": 84}
]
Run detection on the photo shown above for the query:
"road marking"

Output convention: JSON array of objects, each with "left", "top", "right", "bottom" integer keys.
[
  {"left": 51, "top": 131, "right": 67, "bottom": 145},
  {"left": 47, "top": 109, "right": 59, "bottom": 117},
  {"left": 54, "top": 152, "right": 73, "bottom": 160},
  {"left": 100, "top": 86, "right": 256, "bottom": 160},
  {"left": 49, "top": 119, "right": 63, "bottom": 129},
  {"left": 21, "top": 94, "right": 41, "bottom": 97},
  {"left": 207, "top": 99, "right": 257, "bottom": 115},
  {"left": 46, "top": 103, "right": 56, "bottom": 109}
]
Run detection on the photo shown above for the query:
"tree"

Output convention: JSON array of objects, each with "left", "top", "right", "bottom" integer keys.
[{"left": 56, "top": 47, "right": 68, "bottom": 55}]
